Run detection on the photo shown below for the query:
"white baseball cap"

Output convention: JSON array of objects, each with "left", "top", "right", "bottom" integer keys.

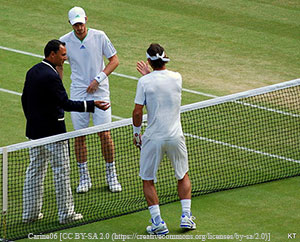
[{"left": 68, "top": 6, "right": 86, "bottom": 25}]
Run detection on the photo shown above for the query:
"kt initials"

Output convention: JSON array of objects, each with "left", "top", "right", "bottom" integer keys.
[{"left": 288, "top": 233, "right": 296, "bottom": 239}]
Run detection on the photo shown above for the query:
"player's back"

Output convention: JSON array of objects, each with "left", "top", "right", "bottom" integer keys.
[{"left": 141, "top": 69, "right": 183, "bottom": 140}]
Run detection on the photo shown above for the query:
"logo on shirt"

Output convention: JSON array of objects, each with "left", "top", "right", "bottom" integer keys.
[{"left": 80, "top": 45, "right": 86, "bottom": 49}]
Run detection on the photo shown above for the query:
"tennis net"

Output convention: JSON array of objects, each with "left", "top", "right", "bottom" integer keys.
[{"left": 1, "top": 78, "right": 300, "bottom": 240}]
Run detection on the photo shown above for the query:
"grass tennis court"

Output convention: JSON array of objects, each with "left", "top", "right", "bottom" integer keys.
[{"left": 1, "top": 0, "right": 300, "bottom": 241}]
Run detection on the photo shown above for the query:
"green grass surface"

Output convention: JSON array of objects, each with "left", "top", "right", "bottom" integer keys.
[{"left": 1, "top": 0, "right": 300, "bottom": 241}]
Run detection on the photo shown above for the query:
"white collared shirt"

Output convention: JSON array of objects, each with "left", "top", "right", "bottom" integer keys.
[{"left": 60, "top": 28, "right": 117, "bottom": 99}]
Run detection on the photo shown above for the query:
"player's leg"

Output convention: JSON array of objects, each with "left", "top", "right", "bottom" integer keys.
[
  {"left": 49, "top": 140, "right": 83, "bottom": 224},
  {"left": 140, "top": 138, "right": 169, "bottom": 235},
  {"left": 74, "top": 135, "right": 92, "bottom": 193},
  {"left": 71, "top": 111, "right": 91, "bottom": 193},
  {"left": 166, "top": 136, "right": 196, "bottom": 230},
  {"left": 98, "top": 130, "right": 121, "bottom": 192},
  {"left": 143, "top": 180, "right": 159, "bottom": 206},
  {"left": 178, "top": 174, "right": 196, "bottom": 229},
  {"left": 98, "top": 130, "right": 114, "bottom": 163},
  {"left": 143, "top": 179, "right": 168, "bottom": 235},
  {"left": 178, "top": 173, "right": 191, "bottom": 201},
  {"left": 93, "top": 107, "right": 121, "bottom": 192},
  {"left": 23, "top": 146, "right": 47, "bottom": 222},
  {"left": 75, "top": 136, "right": 87, "bottom": 164}
]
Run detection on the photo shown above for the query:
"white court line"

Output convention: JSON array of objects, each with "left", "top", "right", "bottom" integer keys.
[
  {"left": 184, "top": 133, "right": 300, "bottom": 164},
  {"left": 0, "top": 88, "right": 22, "bottom": 96},
  {"left": 182, "top": 88, "right": 217, "bottom": 98},
  {"left": 110, "top": 114, "right": 123, "bottom": 120},
  {"left": 234, "top": 100, "right": 300, "bottom": 118},
  {"left": 0, "top": 46, "right": 44, "bottom": 59}
]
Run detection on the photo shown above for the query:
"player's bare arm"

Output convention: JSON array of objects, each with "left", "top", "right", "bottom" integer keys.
[
  {"left": 137, "top": 61, "right": 151, "bottom": 76},
  {"left": 132, "top": 104, "right": 144, "bottom": 147},
  {"left": 103, "top": 54, "right": 119, "bottom": 76},
  {"left": 87, "top": 54, "right": 119, "bottom": 94}
]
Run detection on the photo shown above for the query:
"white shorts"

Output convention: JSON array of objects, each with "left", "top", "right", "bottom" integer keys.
[
  {"left": 70, "top": 88, "right": 111, "bottom": 130},
  {"left": 139, "top": 135, "right": 188, "bottom": 182},
  {"left": 71, "top": 107, "right": 111, "bottom": 130}
]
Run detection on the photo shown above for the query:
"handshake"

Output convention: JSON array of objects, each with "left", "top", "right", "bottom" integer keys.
[{"left": 94, "top": 101, "right": 110, "bottom": 111}]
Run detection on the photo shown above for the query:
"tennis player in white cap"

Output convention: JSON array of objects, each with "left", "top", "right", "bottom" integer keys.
[
  {"left": 132, "top": 43, "right": 196, "bottom": 235},
  {"left": 59, "top": 6, "right": 122, "bottom": 193}
]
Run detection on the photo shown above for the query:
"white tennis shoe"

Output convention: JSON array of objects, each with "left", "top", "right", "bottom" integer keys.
[
  {"left": 106, "top": 164, "right": 122, "bottom": 192},
  {"left": 77, "top": 174, "right": 92, "bottom": 193},
  {"left": 146, "top": 220, "right": 169, "bottom": 235},
  {"left": 59, "top": 213, "right": 83, "bottom": 224},
  {"left": 107, "top": 175, "right": 122, "bottom": 192},
  {"left": 180, "top": 214, "right": 196, "bottom": 229},
  {"left": 22, "top": 213, "right": 44, "bottom": 223}
]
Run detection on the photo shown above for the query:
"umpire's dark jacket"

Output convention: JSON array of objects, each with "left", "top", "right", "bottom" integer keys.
[{"left": 22, "top": 59, "right": 94, "bottom": 139}]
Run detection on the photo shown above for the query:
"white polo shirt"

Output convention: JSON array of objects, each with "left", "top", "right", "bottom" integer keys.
[
  {"left": 134, "top": 69, "right": 183, "bottom": 140},
  {"left": 60, "top": 28, "right": 117, "bottom": 99}
]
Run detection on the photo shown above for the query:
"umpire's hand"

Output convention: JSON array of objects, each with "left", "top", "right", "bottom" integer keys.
[{"left": 94, "top": 101, "right": 110, "bottom": 110}]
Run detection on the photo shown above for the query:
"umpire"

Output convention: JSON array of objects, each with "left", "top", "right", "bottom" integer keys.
[{"left": 21, "top": 39, "right": 110, "bottom": 224}]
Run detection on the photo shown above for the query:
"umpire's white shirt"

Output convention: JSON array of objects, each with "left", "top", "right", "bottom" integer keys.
[
  {"left": 60, "top": 28, "right": 117, "bottom": 100},
  {"left": 135, "top": 69, "right": 183, "bottom": 139}
]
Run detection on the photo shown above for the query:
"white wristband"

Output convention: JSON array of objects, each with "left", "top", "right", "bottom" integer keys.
[
  {"left": 95, "top": 71, "right": 107, "bottom": 84},
  {"left": 133, "top": 125, "right": 141, "bottom": 135}
]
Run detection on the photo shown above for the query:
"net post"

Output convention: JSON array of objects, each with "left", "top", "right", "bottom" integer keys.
[{"left": 2, "top": 147, "right": 7, "bottom": 241}]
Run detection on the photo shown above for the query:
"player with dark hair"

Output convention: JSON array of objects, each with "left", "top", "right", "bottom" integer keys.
[
  {"left": 22, "top": 39, "right": 110, "bottom": 224},
  {"left": 132, "top": 43, "right": 196, "bottom": 235}
]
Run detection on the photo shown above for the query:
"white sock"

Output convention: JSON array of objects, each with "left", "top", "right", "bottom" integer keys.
[
  {"left": 77, "top": 162, "right": 88, "bottom": 176},
  {"left": 181, "top": 199, "right": 191, "bottom": 217},
  {"left": 106, "top": 162, "right": 116, "bottom": 175},
  {"left": 106, "top": 162, "right": 115, "bottom": 168},
  {"left": 148, "top": 205, "right": 162, "bottom": 225}
]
